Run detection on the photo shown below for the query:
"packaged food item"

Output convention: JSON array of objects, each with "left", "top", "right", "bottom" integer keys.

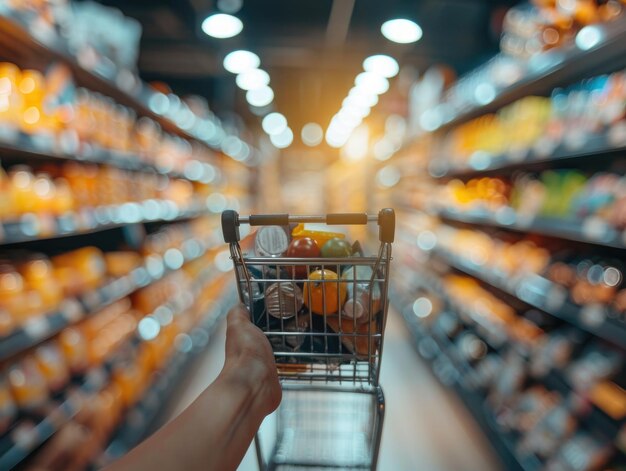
[
  {"left": 52, "top": 247, "right": 106, "bottom": 291},
  {"left": 341, "top": 266, "right": 381, "bottom": 322},
  {"left": 104, "top": 251, "right": 143, "bottom": 278},
  {"left": 264, "top": 282, "right": 303, "bottom": 319},
  {"left": 34, "top": 342, "right": 70, "bottom": 394},
  {"left": 589, "top": 379, "right": 626, "bottom": 421},
  {"left": 58, "top": 327, "right": 89, "bottom": 375},
  {"left": 303, "top": 269, "right": 347, "bottom": 315},
  {"left": 7, "top": 356, "right": 49, "bottom": 410},
  {"left": 291, "top": 224, "right": 345, "bottom": 248},
  {"left": 254, "top": 226, "right": 289, "bottom": 257},
  {"left": 0, "top": 378, "right": 17, "bottom": 435},
  {"left": 545, "top": 432, "right": 614, "bottom": 471},
  {"left": 326, "top": 316, "right": 379, "bottom": 356}
]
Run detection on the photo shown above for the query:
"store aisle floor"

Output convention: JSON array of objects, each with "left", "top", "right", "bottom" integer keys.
[{"left": 158, "top": 308, "right": 502, "bottom": 471}]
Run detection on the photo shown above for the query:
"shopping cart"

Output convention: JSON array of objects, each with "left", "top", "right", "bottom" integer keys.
[{"left": 221, "top": 209, "right": 394, "bottom": 471}]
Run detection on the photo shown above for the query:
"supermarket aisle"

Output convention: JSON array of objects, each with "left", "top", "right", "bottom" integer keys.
[{"left": 158, "top": 307, "right": 501, "bottom": 471}]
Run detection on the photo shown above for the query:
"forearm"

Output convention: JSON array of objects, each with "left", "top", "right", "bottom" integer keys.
[{"left": 108, "top": 363, "right": 265, "bottom": 471}]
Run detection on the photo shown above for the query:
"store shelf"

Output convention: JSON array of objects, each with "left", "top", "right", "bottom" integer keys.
[
  {"left": 437, "top": 132, "right": 626, "bottom": 179},
  {"left": 430, "top": 16, "right": 626, "bottom": 134},
  {"left": 437, "top": 208, "right": 626, "bottom": 250},
  {"left": 391, "top": 287, "right": 535, "bottom": 471},
  {"left": 0, "top": 201, "right": 209, "bottom": 245},
  {"left": 0, "top": 261, "right": 232, "bottom": 471},
  {"left": 96, "top": 286, "right": 237, "bottom": 466},
  {"left": 0, "top": 132, "right": 197, "bottom": 180},
  {"left": 432, "top": 248, "right": 626, "bottom": 349},
  {"left": 0, "top": 366, "right": 109, "bottom": 470},
  {"left": 0, "top": 13, "right": 207, "bottom": 147},
  {"left": 0, "top": 231, "right": 220, "bottom": 362}
]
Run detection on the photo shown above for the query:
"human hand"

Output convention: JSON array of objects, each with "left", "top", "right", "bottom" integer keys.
[{"left": 222, "top": 304, "right": 282, "bottom": 417}]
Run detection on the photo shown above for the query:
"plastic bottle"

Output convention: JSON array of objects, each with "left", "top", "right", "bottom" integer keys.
[{"left": 341, "top": 266, "right": 381, "bottom": 322}]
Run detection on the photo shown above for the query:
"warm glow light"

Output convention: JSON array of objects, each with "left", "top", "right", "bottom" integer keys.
[
  {"left": 354, "top": 72, "right": 389, "bottom": 95},
  {"left": 301, "top": 122, "right": 323, "bottom": 146},
  {"left": 363, "top": 54, "right": 399, "bottom": 78},
  {"left": 326, "top": 134, "right": 348, "bottom": 148},
  {"left": 270, "top": 127, "right": 293, "bottom": 148},
  {"left": 236, "top": 69, "right": 270, "bottom": 90},
  {"left": 201, "top": 13, "right": 243, "bottom": 39},
  {"left": 344, "top": 91, "right": 378, "bottom": 108},
  {"left": 341, "top": 103, "right": 371, "bottom": 119},
  {"left": 246, "top": 86, "right": 274, "bottom": 107},
  {"left": 341, "top": 125, "right": 369, "bottom": 161},
  {"left": 262, "top": 112, "right": 287, "bottom": 135},
  {"left": 381, "top": 18, "right": 423, "bottom": 44},
  {"left": 223, "top": 50, "right": 260, "bottom": 74}
]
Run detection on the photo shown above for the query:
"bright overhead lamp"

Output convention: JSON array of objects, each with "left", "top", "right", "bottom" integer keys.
[
  {"left": 301, "top": 122, "right": 324, "bottom": 146},
  {"left": 344, "top": 92, "right": 378, "bottom": 109},
  {"left": 236, "top": 68, "right": 270, "bottom": 90},
  {"left": 381, "top": 18, "right": 422, "bottom": 44},
  {"left": 325, "top": 128, "right": 350, "bottom": 148},
  {"left": 223, "top": 50, "right": 260, "bottom": 74},
  {"left": 340, "top": 103, "right": 370, "bottom": 119},
  {"left": 262, "top": 112, "right": 288, "bottom": 135},
  {"left": 202, "top": 13, "right": 243, "bottom": 39},
  {"left": 270, "top": 127, "right": 293, "bottom": 149},
  {"left": 354, "top": 72, "right": 389, "bottom": 95},
  {"left": 363, "top": 54, "right": 399, "bottom": 78},
  {"left": 246, "top": 86, "right": 274, "bottom": 107}
]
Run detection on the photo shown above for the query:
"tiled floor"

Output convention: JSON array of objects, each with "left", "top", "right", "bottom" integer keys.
[{"left": 157, "top": 308, "right": 502, "bottom": 471}]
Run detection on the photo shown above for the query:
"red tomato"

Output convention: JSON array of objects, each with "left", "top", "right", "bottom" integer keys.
[{"left": 286, "top": 237, "right": 320, "bottom": 278}]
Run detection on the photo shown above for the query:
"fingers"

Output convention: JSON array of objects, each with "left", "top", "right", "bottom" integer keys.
[{"left": 227, "top": 303, "right": 251, "bottom": 327}]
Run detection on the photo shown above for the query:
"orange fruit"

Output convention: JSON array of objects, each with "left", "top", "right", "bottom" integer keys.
[{"left": 303, "top": 269, "right": 347, "bottom": 315}]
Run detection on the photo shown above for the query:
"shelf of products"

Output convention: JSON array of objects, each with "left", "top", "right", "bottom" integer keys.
[
  {"left": 430, "top": 67, "right": 626, "bottom": 178},
  {"left": 391, "top": 245, "right": 625, "bottom": 470},
  {"left": 0, "top": 265, "right": 233, "bottom": 469},
  {"left": 0, "top": 222, "right": 223, "bottom": 362},
  {"left": 0, "top": 1, "right": 252, "bottom": 470},
  {"left": 438, "top": 208, "right": 626, "bottom": 250},
  {"left": 0, "top": 9, "right": 231, "bottom": 151},
  {"left": 390, "top": 4, "right": 626, "bottom": 469},
  {"left": 416, "top": 10, "right": 626, "bottom": 135},
  {"left": 431, "top": 244, "right": 626, "bottom": 349},
  {"left": 434, "top": 167, "right": 626, "bottom": 250}
]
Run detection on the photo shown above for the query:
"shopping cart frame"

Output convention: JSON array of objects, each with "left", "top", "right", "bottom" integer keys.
[{"left": 222, "top": 209, "right": 394, "bottom": 471}]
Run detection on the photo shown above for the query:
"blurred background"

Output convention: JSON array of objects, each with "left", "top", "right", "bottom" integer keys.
[{"left": 0, "top": 0, "right": 625, "bottom": 470}]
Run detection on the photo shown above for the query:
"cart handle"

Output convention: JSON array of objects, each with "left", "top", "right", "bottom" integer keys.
[{"left": 221, "top": 209, "right": 395, "bottom": 244}]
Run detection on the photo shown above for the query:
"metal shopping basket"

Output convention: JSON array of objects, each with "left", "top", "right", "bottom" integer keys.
[{"left": 221, "top": 209, "right": 394, "bottom": 471}]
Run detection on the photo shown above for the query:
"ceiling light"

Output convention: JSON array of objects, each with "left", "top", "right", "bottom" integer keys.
[
  {"left": 354, "top": 72, "right": 389, "bottom": 95},
  {"left": 246, "top": 86, "right": 274, "bottom": 107},
  {"left": 201, "top": 13, "right": 243, "bottom": 39},
  {"left": 236, "top": 68, "right": 270, "bottom": 90},
  {"left": 325, "top": 128, "right": 350, "bottom": 148},
  {"left": 223, "top": 50, "right": 260, "bottom": 74},
  {"left": 270, "top": 127, "right": 293, "bottom": 149},
  {"left": 363, "top": 54, "right": 399, "bottom": 78},
  {"left": 340, "top": 103, "right": 370, "bottom": 119},
  {"left": 301, "top": 122, "right": 323, "bottom": 146},
  {"left": 381, "top": 18, "right": 423, "bottom": 44},
  {"left": 345, "top": 89, "right": 378, "bottom": 108},
  {"left": 262, "top": 112, "right": 287, "bottom": 135}
]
